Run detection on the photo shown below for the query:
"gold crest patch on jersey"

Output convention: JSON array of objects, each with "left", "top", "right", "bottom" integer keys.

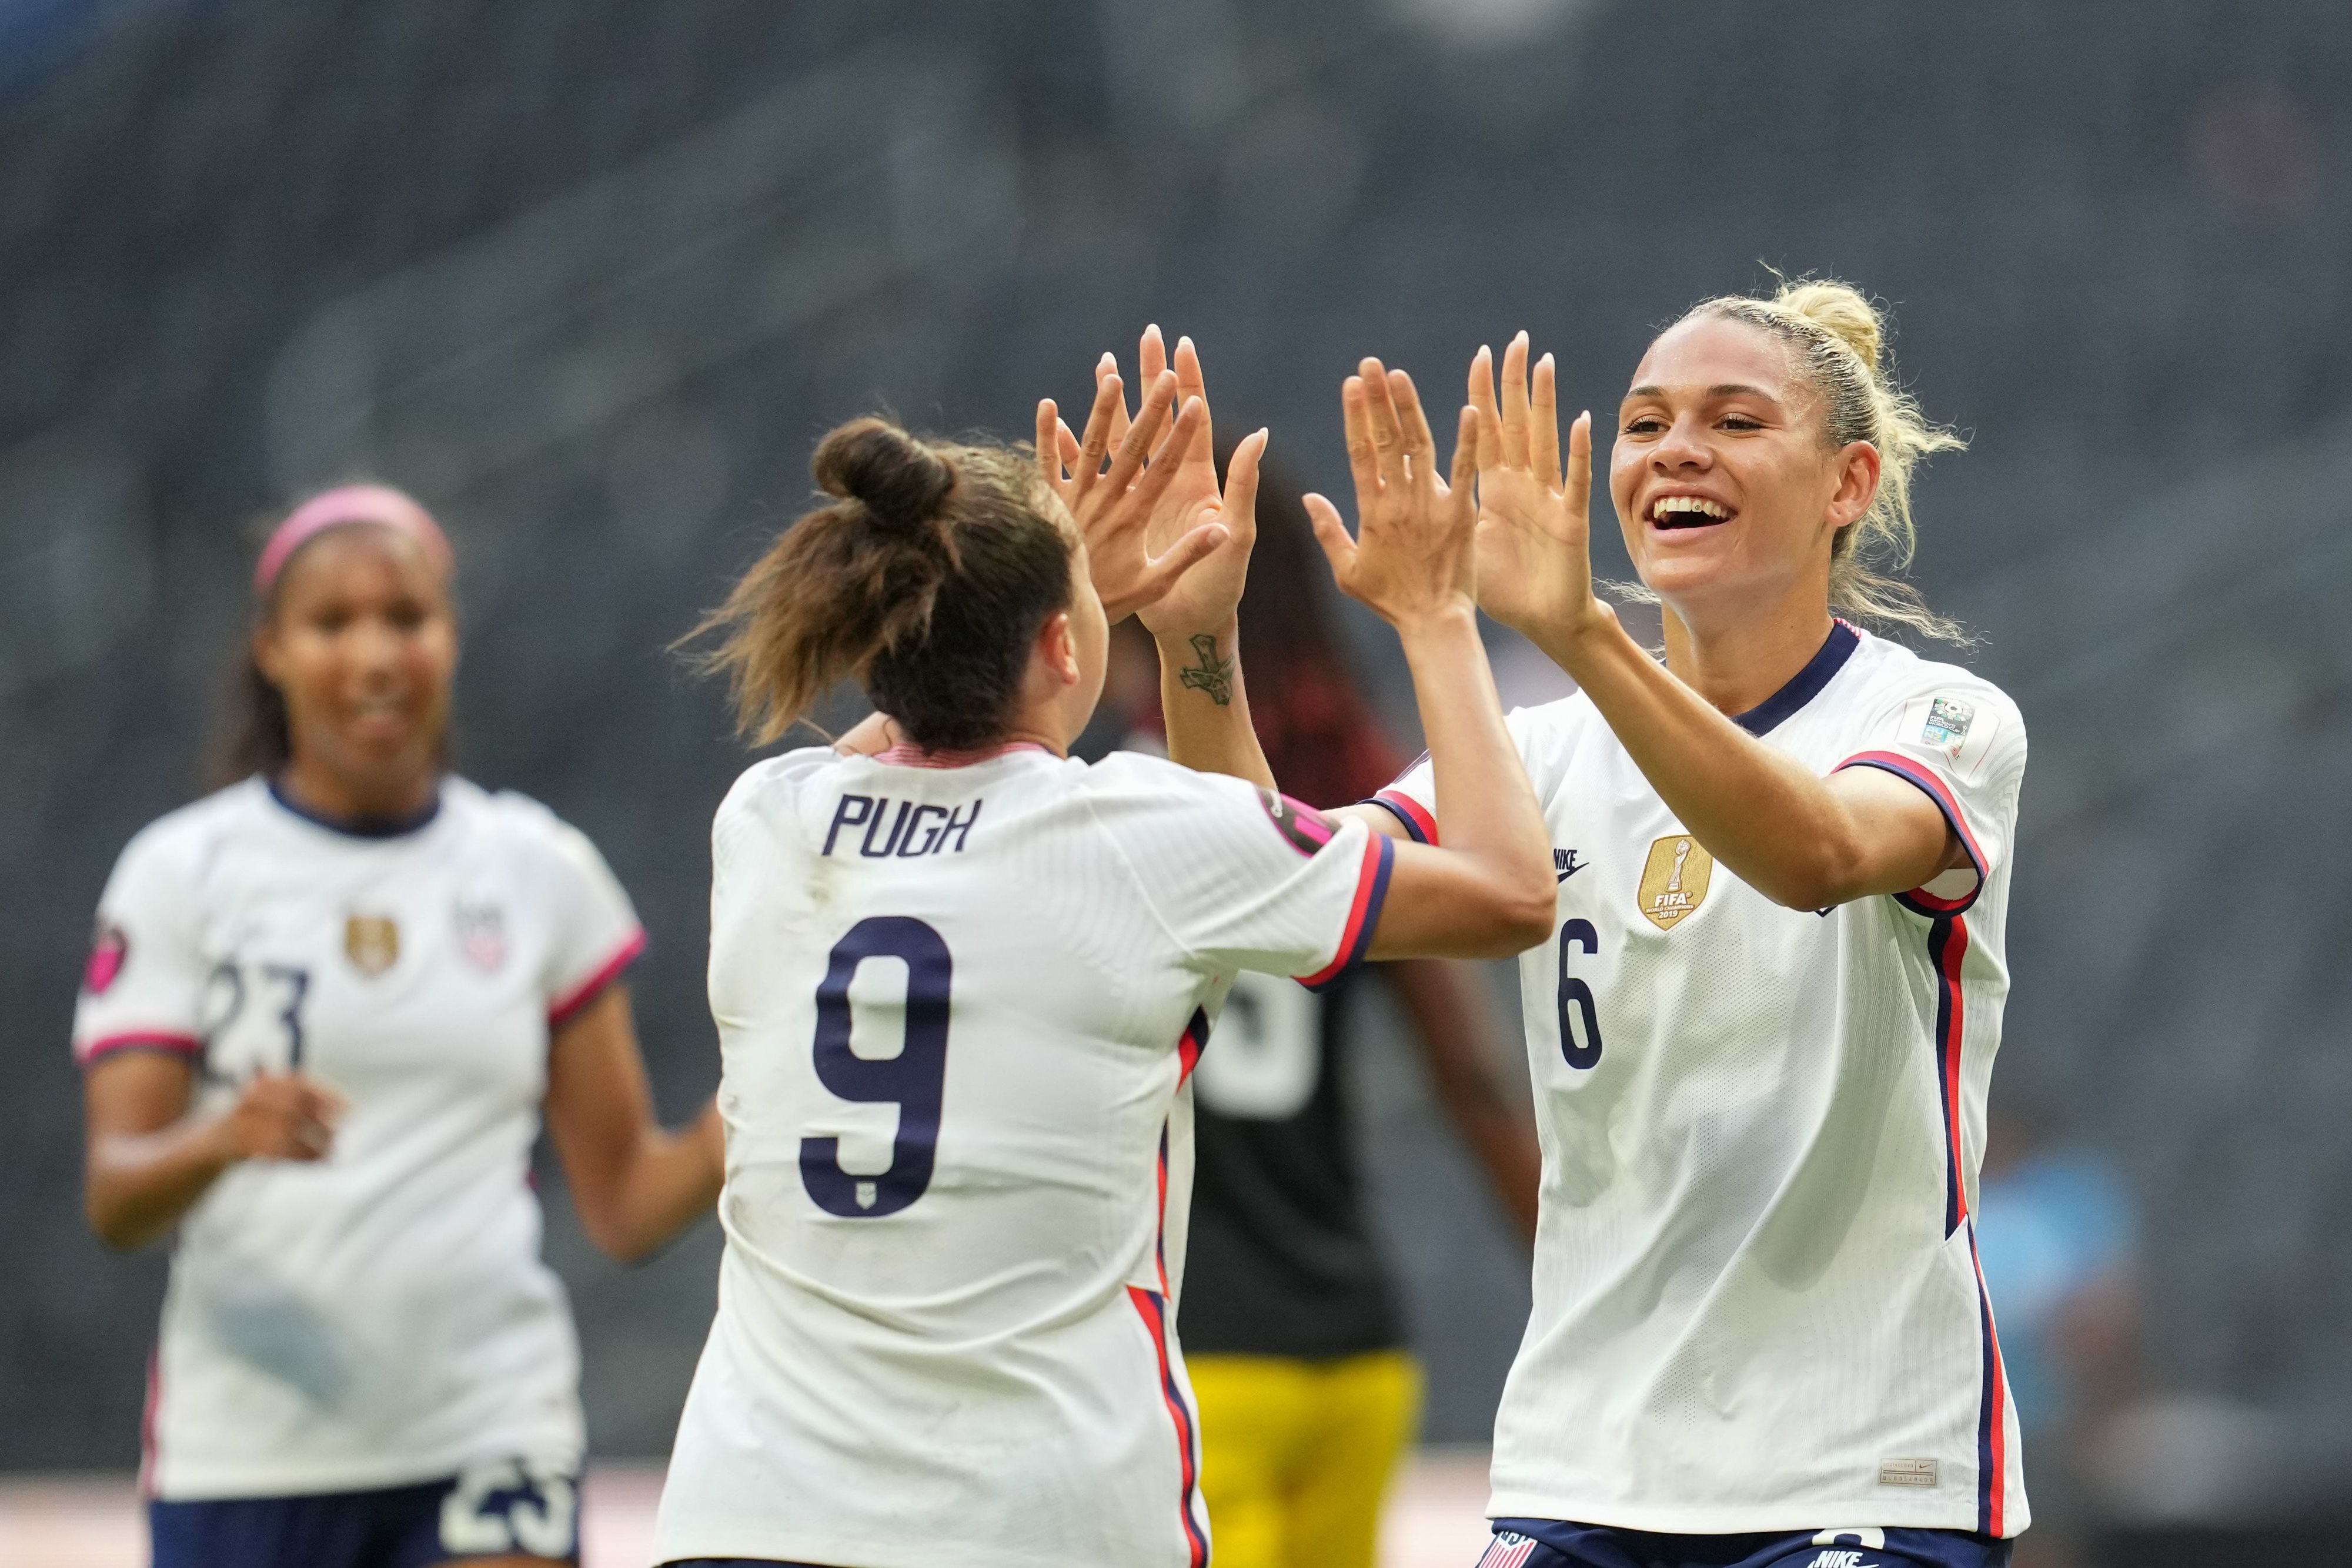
[
  {"left": 1638, "top": 835, "right": 1713, "bottom": 931},
  {"left": 345, "top": 914, "right": 401, "bottom": 977}
]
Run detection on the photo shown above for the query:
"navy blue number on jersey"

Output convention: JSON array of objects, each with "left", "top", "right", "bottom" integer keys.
[
  {"left": 801, "top": 917, "right": 951, "bottom": 1218},
  {"left": 261, "top": 964, "right": 311, "bottom": 1068},
  {"left": 1556, "top": 919, "right": 1603, "bottom": 1069}
]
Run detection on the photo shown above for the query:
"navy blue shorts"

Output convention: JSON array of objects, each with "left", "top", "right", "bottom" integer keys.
[
  {"left": 151, "top": 1462, "right": 580, "bottom": 1568},
  {"left": 1481, "top": 1519, "right": 2013, "bottom": 1568}
]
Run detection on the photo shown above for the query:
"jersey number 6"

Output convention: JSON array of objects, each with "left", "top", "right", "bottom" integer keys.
[
  {"left": 801, "top": 916, "right": 952, "bottom": 1218},
  {"left": 1556, "top": 918, "right": 1603, "bottom": 1070}
]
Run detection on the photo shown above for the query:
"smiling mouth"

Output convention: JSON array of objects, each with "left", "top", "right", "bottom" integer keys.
[{"left": 1649, "top": 496, "right": 1732, "bottom": 530}]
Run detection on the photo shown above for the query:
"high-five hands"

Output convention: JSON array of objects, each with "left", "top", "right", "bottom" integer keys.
[
  {"left": 1466, "top": 332, "right": 1601, "bottom": 644},
  {"left": 1037, "top": 326, "right": 1264, "bottom": 625},
  {"left": 1304, "top": 359, "right": 1479, "bottom": 631}
]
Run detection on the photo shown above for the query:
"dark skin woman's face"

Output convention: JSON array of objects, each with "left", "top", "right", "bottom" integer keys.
[{"left": 253, "top": 526, "right": 456, "bottom": 811}]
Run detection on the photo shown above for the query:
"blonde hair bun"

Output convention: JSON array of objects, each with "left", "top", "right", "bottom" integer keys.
[{"left": 1773, "top": 279, "right": 1884, "bottom": 376}]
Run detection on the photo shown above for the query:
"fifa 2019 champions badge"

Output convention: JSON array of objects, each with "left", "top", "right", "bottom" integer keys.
[
  {"left": 1637, "top": 834, "right": 1713, "bottom": 931},
  {"left": 345, "top": 913, "right": 401, "bottom": 977}
]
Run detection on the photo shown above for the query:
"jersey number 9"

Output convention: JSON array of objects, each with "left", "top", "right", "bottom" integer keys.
[{"left": 800, "top": 917, "right": 952, "bottom": 1218}]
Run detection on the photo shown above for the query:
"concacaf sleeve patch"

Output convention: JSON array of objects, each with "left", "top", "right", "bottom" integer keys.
[
  {"left": 1257, "top": 788, "right": 1338, "bottom": 857},
  {"left": 84, "top": 921, "right": 129, "bottom": 995},
  {"left": 1900, "top": 691, "right": 2002, "bottom": 785}
]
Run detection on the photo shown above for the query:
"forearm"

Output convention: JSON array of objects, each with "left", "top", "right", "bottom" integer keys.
[
  {"left": 1154, "top": 621, "right": 1277, "bottom": 791},
  {"left": 87, "top": 1119, "right": 235, "bottom": 1249},
  {"left": 582, "top": 1103, "right": 724, "bottom": 1263},
  {"left": 1402, "top": 608, "right": 1552, "bottom": 912},
  {"left": 1539, "top": 612, "right": 1888, "bottom": 908}
]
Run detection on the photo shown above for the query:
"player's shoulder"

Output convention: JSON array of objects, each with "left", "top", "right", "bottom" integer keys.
[
  {"left": 714, "top": 745, "right": 861, "bottom": 824},
  {"left": 109, "top": 777, "right": 272, "bottom": 884},
  {"left": 1081, "top": 747, "right": 1255, "bottom": 806},
  {"left": 1491, "top": 692, "right": 1604, "bottom": 791},
  {"left": 457, "top": 776, "right": 619, "bottom": 881},
  {"left": 1506, "top": 690, "right": 1603, "bottom": 743},
  {"left": 1844, "top": 629, "right": 2024, "bottom": 729}
]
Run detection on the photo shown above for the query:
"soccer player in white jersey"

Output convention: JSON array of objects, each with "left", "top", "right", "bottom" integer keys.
[
  {"left": 1152, "top": 283, "right": 2029, "bottom": 1568},
  {"left": 649, "top": 366, "right": 1556, "bottom": 1568},
  {"left": 75, "top": 486, "right": 726, "bottom": 1568}
]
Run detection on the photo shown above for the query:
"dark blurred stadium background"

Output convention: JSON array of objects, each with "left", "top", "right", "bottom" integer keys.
[{"left": 5, "top": 0, "right": 2351, "bottom": 1560}]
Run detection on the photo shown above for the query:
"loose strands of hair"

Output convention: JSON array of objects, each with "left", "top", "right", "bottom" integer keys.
[
  {"left": 1686, "top": 275, "right": 1970, "bottom": 644},
  {"left": 691, "top": 417, "right": 1075, "bottom": 753},
  {"left": 216, "top": 646, "right": 295, "bottom": 786}
]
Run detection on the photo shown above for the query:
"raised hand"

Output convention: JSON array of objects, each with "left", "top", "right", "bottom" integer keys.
[
  {"left": 1304, "top": 359, "right": 1479, "bottom": 630},
  {"left": 1133, "top": 333, "right": 1265, "bottom": 642},
  {"left": 1035, "top": 354, "right": 1225, "bottom": 621},
  {"left": 1466, "top": 332, "right": 1598, "bottom": 642}
]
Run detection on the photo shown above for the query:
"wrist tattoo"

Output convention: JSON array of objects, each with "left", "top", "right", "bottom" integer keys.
[{"left": 1177, "top": 633, "right": 1235, "bottom": 706}]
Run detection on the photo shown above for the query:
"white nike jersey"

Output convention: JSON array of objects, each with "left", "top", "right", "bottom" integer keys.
[
  {"left": 652, "top": 743, "right": 1392, "bottom": 1568},
  {"left": 1371, "top": 624, "right": 2030, "bottom": 1537},
  {"left": 72, "top": 775, "right": 644, "bottom": 1499}
]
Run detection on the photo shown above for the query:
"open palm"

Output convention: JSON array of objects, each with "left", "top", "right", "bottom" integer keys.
[
  {"left": 1036, "top": 339, "right": 1225, "bottom": 622},
  {"left": 1303, "top": 359, "right": 1479, "bottom": 630},
  {"left": 1098, "top": 329, "right": 1262, "bottom": 641},
  {"left": 1468, "top": 332, "right": 1597, "bottom": 642}
]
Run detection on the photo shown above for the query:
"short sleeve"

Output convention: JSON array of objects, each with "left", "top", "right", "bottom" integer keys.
[
  {"left": 1833, "top": 675, "right": 2027, "bottom": 917},
  {"left": 1093, "top": 764, "right": 1394, "bottom": 991},
  {"left": 1364, "top": 750, "right": 1438, "bottom": 844},
  {"left": 534, "top": 815, "right": 647, "bottom": 1027},
  {"left": 1358, "top": 707, "right": 1551, "bottom": 847},
  {"left": 72, "top": 827, "right": 209, "bottom": 1068}
]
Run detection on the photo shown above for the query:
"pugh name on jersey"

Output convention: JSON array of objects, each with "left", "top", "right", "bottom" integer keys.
[{"left": 821, "top": 793, "right": 983, "bottom": 857}]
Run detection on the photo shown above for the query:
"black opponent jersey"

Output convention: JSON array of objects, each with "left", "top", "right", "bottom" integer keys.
[{"left": 1179, "top": 966, "right": 1404, "bottom": 1358}]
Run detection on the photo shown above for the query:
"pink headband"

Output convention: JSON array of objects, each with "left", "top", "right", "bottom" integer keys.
[{"left": 254, "top": 484, "right": 455, "bottom": 596}]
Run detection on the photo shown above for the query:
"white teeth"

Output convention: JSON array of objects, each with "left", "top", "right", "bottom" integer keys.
[{"left": 1652, "top": 496, "right": 1728, "bottom": 521}]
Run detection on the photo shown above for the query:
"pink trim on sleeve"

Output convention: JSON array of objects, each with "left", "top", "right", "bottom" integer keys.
[
  {"left": 548, "top": 928, "right": 648, "bottom": 1028},
  {"left": 77, "top": 1031, "right": 203, "bottom": 1068}
]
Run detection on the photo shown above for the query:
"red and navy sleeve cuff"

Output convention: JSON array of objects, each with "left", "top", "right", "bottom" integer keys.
[
  {"left": 76, "top": 1030, "right": 204, "bottom": 1069},
  {"left": 1297, "top": 834, "right": 1395, "bottom": 992},
  {"left": 549, "top": 927, "right": 649, "bottom": 1027},
  {"left": 1835, "top": 751, "right": 1990, "bottom": 917},
  {"left": 1363, "top": 790, "right": 1438, "bottom": 845}
]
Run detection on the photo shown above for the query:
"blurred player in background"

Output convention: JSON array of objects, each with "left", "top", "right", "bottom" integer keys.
[
  {"left": 1089, "top": 351, "right": 1541, "bottom": 1568},
  {"left": 75, "top": 486, "right": 725, "bottom": 1568},
  {"left": 650, "top": 363, "right": 1555, "bottom": 1568},
  {"left": 1157, "top": 283, "right": 2030, "bottom": 1568}
]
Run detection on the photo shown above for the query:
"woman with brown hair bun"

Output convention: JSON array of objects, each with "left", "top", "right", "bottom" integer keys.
[
  {"left": 650, "top": 366, "right": 1555, "bottom": 1568},
  {"left": 75, "top": 484, "right": 726, "bottom": 1568}
]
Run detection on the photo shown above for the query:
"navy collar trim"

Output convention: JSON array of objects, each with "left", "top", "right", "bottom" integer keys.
[
  {"left": 267, "top": 775, "right": 442, "bottom": 839},
  {"left": 1729, "top": 620, "right": 1860, "bottom": 738}
]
